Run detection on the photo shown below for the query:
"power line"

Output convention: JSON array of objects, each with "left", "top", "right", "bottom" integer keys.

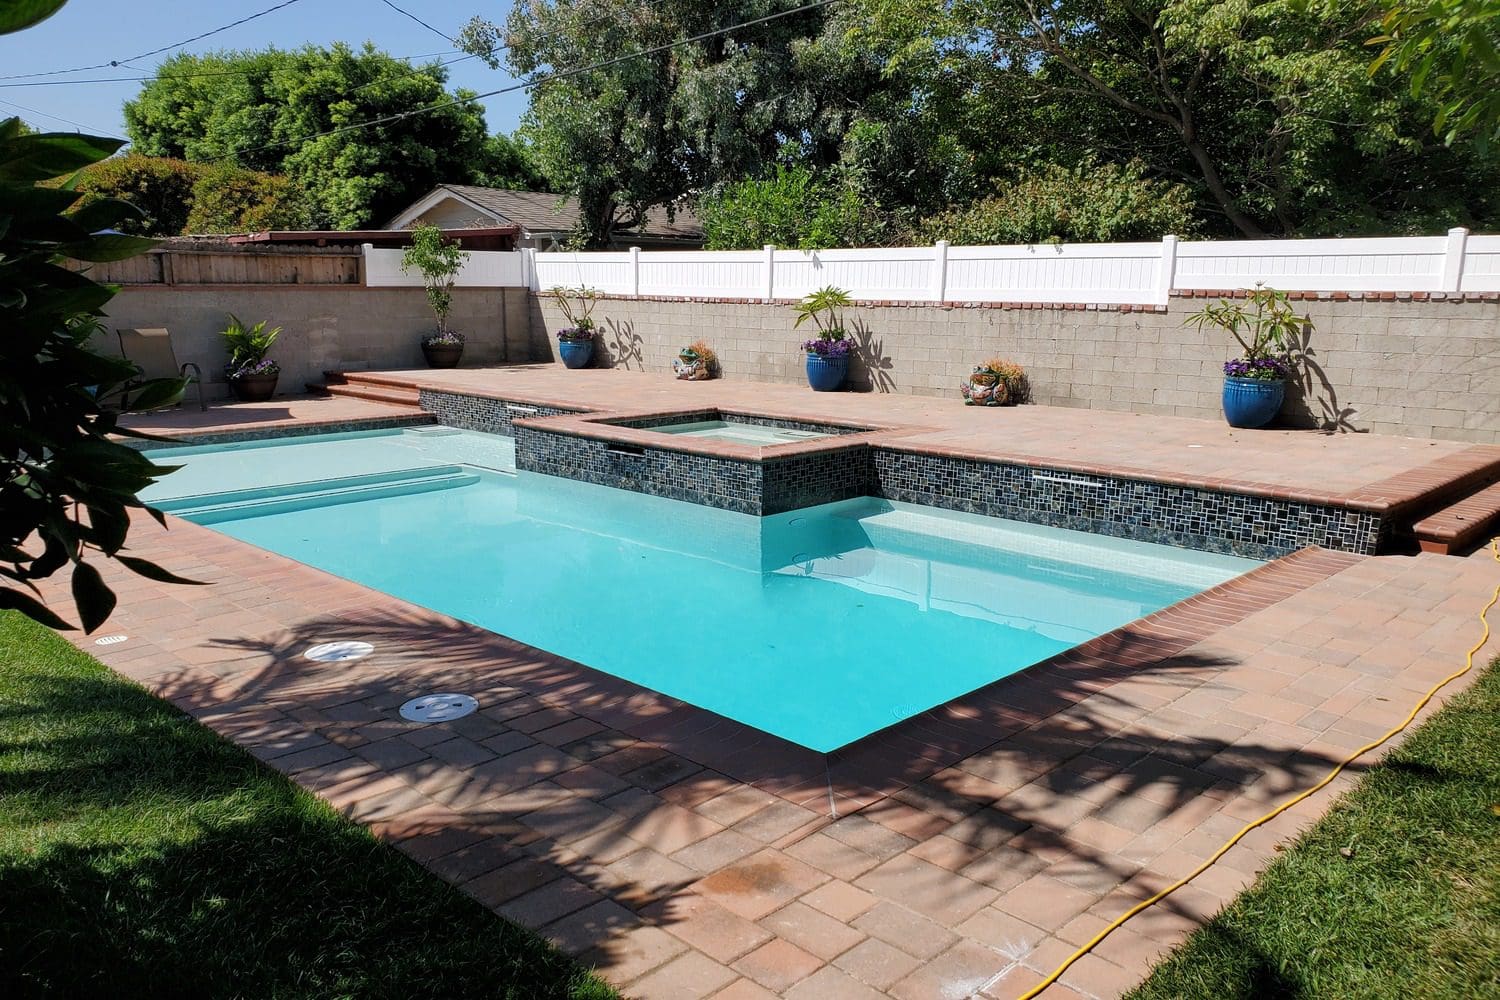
[
  {"left": 211, "top": 0, "right": 837, "bottom": 163},
  {"left": 0, "top": 0, "right": 308, "bottom": 82},
  {"left": 0, "top": 51, "right": 468, "bottom": 88},
  {"left": 0, "top": 98, "right": 121, "bottom": 137},
  {"left": 377, "top": 0, "right": 454, "bottom": 46}
]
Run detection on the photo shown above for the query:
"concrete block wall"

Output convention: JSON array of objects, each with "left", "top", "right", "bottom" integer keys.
[
  {"left": 528, "top": 294, "right": 1500, "bottom": 443},
  {"left": 100, "top": 286, "right": 532, "bottom": 398}
]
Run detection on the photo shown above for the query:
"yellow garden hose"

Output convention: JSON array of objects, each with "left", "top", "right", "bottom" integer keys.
[{"left": 1018, "top": 538, "right": 1500, "bottom": 1000}]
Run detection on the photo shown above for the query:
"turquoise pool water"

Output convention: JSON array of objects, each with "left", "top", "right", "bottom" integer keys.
[
  {"left": 143, "top": 428, "right": 1260, "bottom": 752},
  {"left": 653, "top": 419, "right": 830, "bottom": 445}
]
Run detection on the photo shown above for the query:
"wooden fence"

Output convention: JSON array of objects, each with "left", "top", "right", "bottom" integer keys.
[{"left": 75, "top": 244, "right": 362, "bottom": 286}]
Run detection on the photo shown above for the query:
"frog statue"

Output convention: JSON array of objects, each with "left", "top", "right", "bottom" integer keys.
[
  {"left": 672, "top": 347, "right": 713, "bottom": 381},
  {"left": 960, "top": 365, "right": 1010, "bottom": 406}
]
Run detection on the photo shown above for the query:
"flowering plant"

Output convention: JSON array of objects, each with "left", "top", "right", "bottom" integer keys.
[
  {"left": 1223, "top": 357, "right": 1289, "bottom": 381},
  {"left": 227, "top": 357, "right": 280, "bottom": 379},
  {"left": 801, "top": 336, "right": 855, "bottom": 358},
  {"left": 422, "top": 329, "right": 464, "bottom": 348},
  {"left": 557, "top": 325, "right": 595, "bottom": 342}
]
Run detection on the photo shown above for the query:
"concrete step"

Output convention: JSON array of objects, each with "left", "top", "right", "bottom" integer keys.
[
  {"left": 1412, "top": 480, "right": 1500, "bottom": 555},
  {"left": 321, "top": 383, "right": 422, "bottom": 407},
  {"left": 330, "top": 370, "right": 426, "bottom": 392}
]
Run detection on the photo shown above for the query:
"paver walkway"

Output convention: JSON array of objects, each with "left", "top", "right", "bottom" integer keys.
[{"left": 47, "top": 495, "right": 1498, "bottom": 998}]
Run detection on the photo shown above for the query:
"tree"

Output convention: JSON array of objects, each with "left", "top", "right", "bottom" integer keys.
[
  {"left": 699, "top": 165, "right": 886, "bottom": 249},
  {"left": 1, "top": 1, "right": 199, "bottom": 632},
  {"left": 124, "top": 44, "right": 495, "bottom": 228},
  {"left": 66, "top": 154, "right": 199, "bottom": 236},
  {"left": 186, "top": 164, "right": 314, "bottom": 233},
  {"left": 1372, "top": 0, "right": 1500, "bottom": 151}
]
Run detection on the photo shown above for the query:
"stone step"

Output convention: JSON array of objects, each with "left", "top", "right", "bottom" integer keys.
[
  {"left": 1412, "top": 480, "right": 1500, "bottom": 555},
  {"left": 319, "top": 383, "right": 422, "bottom": 407},
  {"left": 328, "top": 370, "right": 425, "bottom": 392}
]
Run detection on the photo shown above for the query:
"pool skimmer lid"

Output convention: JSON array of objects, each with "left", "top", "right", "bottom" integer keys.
[
  {"left": 304, "top": 640, "right": 374, "bottom": 663},
  {"left": 400, "top": 693, "right": 478, "bottom": 723},
  {"left": 94, "top": 635, "right": 128, "bottom": 646}
]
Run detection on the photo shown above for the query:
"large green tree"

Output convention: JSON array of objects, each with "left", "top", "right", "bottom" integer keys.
[
  {"left": 124, "top": 44, "right": 537, "bottom": 229},
  {"left": 1373, "top": 0, "right": 1500, "bottom": 151}
]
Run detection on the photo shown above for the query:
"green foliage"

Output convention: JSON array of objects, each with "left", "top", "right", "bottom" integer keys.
[
  {"left": 1185, "top": 284, "right": 1309, "bottom": 361},
  {"left": 65, "top": 154, "right": 199, "bottom": 236},
  {"left": 0, "top": 110, "right": 195, "bottom": 632},
  {"left": 700, "top": 165, "right": 884, "bottom": 250},
  {"left": 400, "top": 225, "right": 470, "bottom": 334},
  {"left": 0, "top": 0, "right": 65, "bottom": 32},
  {"left": 124, "top": 44, "right": 495, "bottom": 229},
  {"left": 1372, "top": 0, "right": 1500, "bottom": 151},
  {"left": 472, "top": 132, "right": 549, "bottom": 190},
  {"left": 186, "top": 163, "right": 313, "bottom": 233},
  {"left": 220, "top": 314, "right": 281, "bottom": 377},
  {"left": 792, "top": 285, "right": 853, "bottom": 338},
  {"left": 920, "top": 160, "right": 1199, "bottom": 245},
  {"left": 547, "top": 285, "right": 599, "bottom": 333}
]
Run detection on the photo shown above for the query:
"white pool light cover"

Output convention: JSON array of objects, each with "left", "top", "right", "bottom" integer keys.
[
  {"left": 95, "top": 635, "right": 128, "bottom": 646},
  {"left": 304, "top": 640, "right": 374, "bottom": 662},
  {"left": 400, "top": 693, "right": 478, "bottom": 723}
]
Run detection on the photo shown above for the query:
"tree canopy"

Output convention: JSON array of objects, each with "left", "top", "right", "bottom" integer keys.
[{"left": 125, "top": 44, "right": 542, "bottom": 229}]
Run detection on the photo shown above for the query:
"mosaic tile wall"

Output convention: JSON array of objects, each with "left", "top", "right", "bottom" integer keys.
[
  {"left": 872, "top": 449, "right": 1385, "bottom": 558},
  {"left": 612, "top": 410, "right": 869, "bottom": 437},
  {"left": 514, "top": 426, "right": 876, "bottom": 515},
  {"left": 418, "top": 389, "right": 580, "bottom": 436},
  {"left": 120, "top": 413, "right": 435, "bottom": 451}
]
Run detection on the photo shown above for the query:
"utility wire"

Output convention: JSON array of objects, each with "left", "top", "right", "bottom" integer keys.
[
  {"left": 377, "top": 0, "right": 455, "bottom": 45},
  {"left": 0, "top": 49, "right": 463, "bottom": 87},
  {"left": 0, "top": 97, "right": 120, "bottom": 137},
  {"left": 208, "top": 0, "right": 837, "bottom": 163},
  {"left": 0, "top": 0, "right": 307, "bottom": 81}
]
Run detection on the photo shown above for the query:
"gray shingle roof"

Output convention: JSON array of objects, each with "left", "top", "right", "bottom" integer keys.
[{"left": 432, "top": 184, "right": 701, "bottom": 240}]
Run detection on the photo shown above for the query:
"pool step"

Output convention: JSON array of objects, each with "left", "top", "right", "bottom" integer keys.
[
  {"left": 1412, "top": 480, "right": 1500, "bottom": 555},
  {"left": 307, "top": 380, "right": 421, "bottom": 408},
  {"left": 162, "top": 466, "right": 479, "bottom": 524}
]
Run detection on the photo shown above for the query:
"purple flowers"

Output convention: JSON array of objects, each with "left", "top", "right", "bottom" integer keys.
[
  {"left": 1224, "top": 357, "right": 1290, "bottom": 381},
  {"left": 557, "top": 326, "right": 595, "bottom": 342},
  {"left": 802, "top": 337, "right": 855, "bottom": 358},
  {"left": 423, "top": 330, "right": 464, "bottom": 348},
  {"left": 227, "top": 358, "right": 280, "bottom": 379}
]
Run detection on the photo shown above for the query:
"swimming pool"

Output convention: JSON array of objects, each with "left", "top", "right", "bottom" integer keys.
[
  {"left": 652, "top": 418, "right": 829, "bottom": 446},
  {"left": 143, "top": 428, "right": 1260, "bottom": 751}
]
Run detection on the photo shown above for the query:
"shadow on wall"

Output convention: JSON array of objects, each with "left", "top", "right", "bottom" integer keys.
[
  {"left": 596, "top": 318, "right": 644, "bottom": 371},
  {"left": 846, "top": 319, "right": 897, "bottom": 394},
  {"left": 1283, "top": 323, "right": 1366, "bottom": 434}
]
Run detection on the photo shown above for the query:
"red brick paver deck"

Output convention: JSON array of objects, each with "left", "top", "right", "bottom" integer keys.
[{"left": 42, "top": 499, "right": 1499, "bottom": 998}]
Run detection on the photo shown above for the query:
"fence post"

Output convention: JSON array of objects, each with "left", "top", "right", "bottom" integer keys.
[
  {"left": 1155, "top": 235, "right": 1179, "bottom": 306},
  {"left": 931, "top": 240, "right": 949, "bottom": 303},
  {"left": 763, "top": 244, "right": 776, "bottom": 303},
  {"left": 1441, "top": 227, "right": 1469, "bottom": 293},
  {"left": 629, "top": 246, "right": 641, "bottom": 297}
]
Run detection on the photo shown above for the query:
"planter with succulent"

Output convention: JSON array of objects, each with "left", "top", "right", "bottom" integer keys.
[
  {"left": 961, "top": 357, "right": 1028, "bottom": 407},
  {"left": 550, "top": 285, "right": 599, "bottom": 369},
  {"left": 401, "top": 223, "right": 470, "bottom": 368},
  {"left": 1186, "top": 283, "right": 1304, "bottom": 429},
  {"left": 794, "top": 285, "right": 856, "bottom": 392},
  {"left": 222, "top": 313, "right": 282, "bottom": 402},
  {"left": 672, "top": 340, "right": 718, "bottom": 380}
]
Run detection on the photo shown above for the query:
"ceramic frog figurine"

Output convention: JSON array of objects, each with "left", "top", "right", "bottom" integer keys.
[
  {"left": 673, "top": 347, "right": 713, "bottom": 380},
  {"left": 961, "top": 365, "right": 1009, "bottom": 406}
]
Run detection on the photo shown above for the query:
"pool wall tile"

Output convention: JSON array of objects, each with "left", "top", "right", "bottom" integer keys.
[{"left": 419, "top": 389, "right": 581, "bottom": 435}]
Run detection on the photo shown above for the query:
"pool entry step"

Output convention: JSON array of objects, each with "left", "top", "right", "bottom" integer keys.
[{"left": 156, "top": 466, "right": 481, "bottom": 524}]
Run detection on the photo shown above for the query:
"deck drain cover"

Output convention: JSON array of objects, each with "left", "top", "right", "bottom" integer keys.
[
  {"left": 400, "top": 693, "right": 478, "bottom": 723},
  {"left": 95, "top": 635, "right": 128, "bottom": 646},
  {"left": 304, "top": 640, "right": 373, "bottom": 663}
]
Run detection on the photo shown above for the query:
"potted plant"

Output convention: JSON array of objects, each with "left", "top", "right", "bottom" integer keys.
[
  {"left": 550, "top": 285, "right": 599, "bottom": 369},
  {"left": 961, "top": 357, "right": 1029, "bottom": 406},
  {"left": 672, "top": 339, "right": 718, "bottom": 380},
  {"left": 1186, "top": 283, "right": 1304, "bottom": 428},
  {"left": 222, "top": 313, "right": 281, "bottom": 402},
  {"left": 401, "top": 223, "right": 470, "bottom": 368},
  {"left": 794, "top": 285, "right": 857, "bottom": 392}
]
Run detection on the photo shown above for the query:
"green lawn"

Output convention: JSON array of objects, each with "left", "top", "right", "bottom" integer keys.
[
  {"left": 0, "top": 611, "right": 616, "bottom": 999},
  {"left": 1130, "top": 655, "right": 1500, "bottom": 1000}
]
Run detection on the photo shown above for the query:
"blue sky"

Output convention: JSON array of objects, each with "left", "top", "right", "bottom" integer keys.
[{"left": 0, "top": 0, "right": 527, "bottom": 140}]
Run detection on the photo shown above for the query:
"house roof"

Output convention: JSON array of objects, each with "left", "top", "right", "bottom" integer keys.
[
  {"left": 391, "top": 184, "right": 702, "bottom": 242},
  {"left": 226, "top": 226, "right": 518, "bottom": 250}
]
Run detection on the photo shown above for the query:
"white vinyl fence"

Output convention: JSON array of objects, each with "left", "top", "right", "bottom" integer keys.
[{"left": 366, "top": 229, "right": 1500, "bottom": 306}]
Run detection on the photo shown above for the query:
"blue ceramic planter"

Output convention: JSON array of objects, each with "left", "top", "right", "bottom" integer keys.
[
  {"left": 559, "top": 339, "right": 594, "bottom": 369},
  {"left": 1222, "top": 376, "right": 1285, "bottom": 428},
  {"left": 805, "top": 353, "right": 848, "bottom": 391}
]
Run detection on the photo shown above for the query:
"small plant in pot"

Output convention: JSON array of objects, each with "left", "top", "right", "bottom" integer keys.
[
  {"left": 222, "top": 313, "right": 281, "bottom": 402},
  {"left": 1186, "top": 283, "right": 1304, "bottom": 429},
  {"left": 795, "top": 285, "right": 856, "bottom": 392},
  {"left": 401, "top": 223, "right": 470, "bottom": 368},
  {"left": 961, "top": 357, "right": 1029, "bottom": 407},
  {"left": 672, "top": 339, "right": 718, "bottom": 380},
  {"left": 550, "top": 285, "right": 599, "bottom": 369}
]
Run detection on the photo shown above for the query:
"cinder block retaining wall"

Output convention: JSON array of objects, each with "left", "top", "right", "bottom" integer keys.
[
  {"left": 99, "top": 286, "right": 532, "bottom": 399},
  {"left": 528, "top": 294, "right": 1500, "bottom": 444}
]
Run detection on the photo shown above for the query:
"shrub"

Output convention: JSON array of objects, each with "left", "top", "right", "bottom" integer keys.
[
  {"left": 186, "top": 164, "right": 313, "bottom": 233},
  {"left": 401, "top": 224, "right": 470, "bottom": 336},
  {"left": 700, "top": 165, "right": 882, "bottom": 250},
  {"left": 920, "top": 159, "right": 1198, "bottom": 245},
  {"left": 67, "top": 154, "right": 199, "bottom": 235}
]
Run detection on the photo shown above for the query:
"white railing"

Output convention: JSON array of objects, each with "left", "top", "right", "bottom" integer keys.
[{"left": 367, "top": 229, "right": 1500, "bottom": 304}]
